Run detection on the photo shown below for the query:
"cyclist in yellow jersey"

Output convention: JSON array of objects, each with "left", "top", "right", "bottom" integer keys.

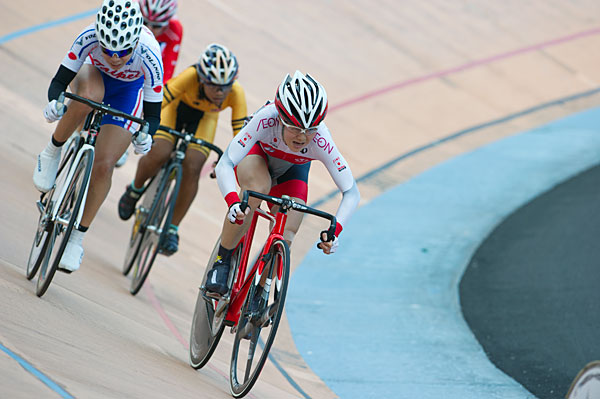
[{"left": 118, "top": 43, "right": 248, "bottom": 255}]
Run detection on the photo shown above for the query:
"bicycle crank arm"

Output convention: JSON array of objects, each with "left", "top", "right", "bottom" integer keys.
[
  {"left": 214, "top": 295, "right": 230, "bottom": 318},
  {"left": 35, "top": 200, "right": 46, "bottom": 215},
  {"left": 237, "top": 320, "right": 254, "bottom": 339},
  {"left": 252, "top": 303, "right": 277, "bottom": 328},
  {"left": 145, "top": 225, "right": 162, "bottom": 235},
  {"left": 55, "top": 215, "right": 72, "bottom": 228},
  {"left": 199, "top": 286, "right": 230, "bottom": 316}
]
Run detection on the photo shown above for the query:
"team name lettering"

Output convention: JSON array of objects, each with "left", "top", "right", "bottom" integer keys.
[
  {"left": 90, "top": 57, "right": 142, "bottom": 79},
  {"left": 313, "top": 133, "right": 334, "bottom": 154},
  {"left": 256, "top": 117, "right": 278, "bottom": 131},
  {"left": 144, "top": 50, "right": 162, "bottom": 80}
]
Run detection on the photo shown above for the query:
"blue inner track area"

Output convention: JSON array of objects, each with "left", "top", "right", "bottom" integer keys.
[{"left": 288, "top": 107, "right": 600, "bottom": 399}]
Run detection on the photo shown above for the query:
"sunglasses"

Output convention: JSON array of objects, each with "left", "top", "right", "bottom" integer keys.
[
  {"left": 202, "top": 79, "right": 233, "bottom": 90},
  {"left": 279, "top": 116, "right": 319, "bottom": 135},
  {"left": 101, "top": 46, "right": 134, "bottom": 58}
]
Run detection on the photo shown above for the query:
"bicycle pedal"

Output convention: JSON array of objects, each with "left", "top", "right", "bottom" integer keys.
[{"left": 200, "top": 287, "right": 223, "bottom": 302}]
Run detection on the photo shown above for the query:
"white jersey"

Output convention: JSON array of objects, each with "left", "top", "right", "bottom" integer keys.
[
  {"left": 217, "top": 103, "right": 360, "bottom": 231},
  {"left": 60, "top": 24, "right": 164, "bottom": 102}
]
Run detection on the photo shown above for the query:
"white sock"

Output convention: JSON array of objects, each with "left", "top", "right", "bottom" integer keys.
[
  {"left": 69, "top": 229, "right": 85, "bottom": 246},
  {"left": 44, "top": 141, "right": 61, "bottom": 156}
]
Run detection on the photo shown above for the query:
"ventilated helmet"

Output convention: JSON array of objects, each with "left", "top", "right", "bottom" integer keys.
[
  {"left": 95, "top": 0, "right": 143, "bottom": 51},
  {"left": 196, "top": 43, "right": 239, "bottom": 85},
  {"left": 139, "top": 0, "right": 177, "bottom": 25},
  {"left": 275, "top": 71, "right": 328, "bottom": 128}
]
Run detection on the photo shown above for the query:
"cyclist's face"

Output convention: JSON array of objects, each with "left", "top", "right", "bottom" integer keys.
[
  {"left": 204, "top": 82, "right": 233, "bottom": 107},
  {"left": 282, "top": 125, "right": 317, "bottom": 152},
  {"left": 100, "top": 46, "right": 135, "bottom": 69}
]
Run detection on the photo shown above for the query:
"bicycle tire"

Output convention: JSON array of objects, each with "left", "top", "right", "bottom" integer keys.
[
  {"left": 27, "top": 135, "right": 81, "bottom": 280},
  {"left": 26, "top": 208, "right": 52, "bottom": 280},
  {"left": 122, "top": 175, "right": 158, "bottom": 276},
  {"left": 129, "top": 165, "right": 181, "bottom": 295},
  {"left": 229, "top": 239, "right": 290, "bottom": 398},
  {"left": 189, "top": 239, "right": 242, "bottom": 369},
  {"left": 36, "top": 149, "right": 93, "bottom": 297}
]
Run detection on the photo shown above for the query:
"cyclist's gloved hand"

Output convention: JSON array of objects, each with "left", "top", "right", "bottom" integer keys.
[
  {"left": 317, "top": 231, "right": 339, "bottom": 255},
  {"left": 132, "top": 132, "right": 153, "bottom": 155},
  {"left": 43, "top": 99, "right": 65, "bottom": 123},
  {"left": 227, "top": 202, "right": 249, "bottom": 225}
]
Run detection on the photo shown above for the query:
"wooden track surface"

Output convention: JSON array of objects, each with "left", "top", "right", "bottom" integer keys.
[{"left": 1, "top": 1, "right": 600, "bottom": 398}]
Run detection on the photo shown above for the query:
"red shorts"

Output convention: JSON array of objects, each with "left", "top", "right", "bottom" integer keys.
[{"left": 237, "top": 143, "right": 310, "bottom": 203}]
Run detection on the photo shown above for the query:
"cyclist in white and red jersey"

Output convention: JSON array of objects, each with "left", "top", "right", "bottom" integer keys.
[
  {"left": 205, "top": 71, "right": 360, "bottom": 295},
  {"left": 139, "top": 0, "right": 182, "bottom": 82},
  {"left": 33, "top": 0, "right": 164, "bottom": 273}
]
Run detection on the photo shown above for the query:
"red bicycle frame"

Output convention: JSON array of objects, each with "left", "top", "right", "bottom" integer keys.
[{"left": 225, "top": 207, "right": 287, "bottom": 325}]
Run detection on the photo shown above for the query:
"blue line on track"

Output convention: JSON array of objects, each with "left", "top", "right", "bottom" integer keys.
[
  {"left": 260, "top": 340, "right": 311, "bottom": 399},
  {"left": 0, "top": 9, "right": 97, "bottom": 45},
  {"left": 0, "top": 342, "right": 74, "bottom": 398},
  {"left": 311, "top": 86, "right": 600, "bottom": 208}
]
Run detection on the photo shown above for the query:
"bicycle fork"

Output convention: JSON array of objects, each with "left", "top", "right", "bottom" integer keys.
[{"left": 35, "top": 145, "right": 94, "bottom": 231}]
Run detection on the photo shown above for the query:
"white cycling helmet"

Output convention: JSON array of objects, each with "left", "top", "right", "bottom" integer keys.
[
  {"left": 95, "top": 0, "right": 143, "bottom": 51},
  {"left": 139, "top": 0, "right": 177, "bottom": 26},
  {"left": 196, "top": 43, "right": 239, "bottom": 86},
  {"left": 275, "top": 71, "right": 328, "bottom": 128}
]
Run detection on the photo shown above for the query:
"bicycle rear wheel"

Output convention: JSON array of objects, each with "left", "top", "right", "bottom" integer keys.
[
  {"left": 122, "top": 206, "right": 146, "bottom": 276},
  {"left": 229, "top": 239, "right": 290, "bottom": 398},
  {"left": 129, "top": 166, "right": 181, "bottom": 295},
  {"left": 189, "top": 239, "right": 242, "bottom": 369},
  {"left": 36, "top": 149, "right": 93, "bottom": 297}
]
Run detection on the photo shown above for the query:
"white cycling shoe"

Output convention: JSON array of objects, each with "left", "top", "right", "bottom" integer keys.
[
  {"left": 115, "top": 150, "right": 129, "bottom": 167},
  {"left": 58, "top": 241, "right": 84, "bottom": 273},
  {"left": 33, "top": 147, "right": 61, "bottom": 192}
]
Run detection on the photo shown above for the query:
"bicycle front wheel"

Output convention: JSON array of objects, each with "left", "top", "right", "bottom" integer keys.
[
  {"left": 229, "top": 239, "right": 290, "bottom": 398},
  {"left": 26, "top": 200, "right": 53, "bottom": 280},
  {"left": 129, "top": 166, "right": 181, "bottom": 295},
  {"left": 27, "top": 136, "right": 81, "bottom": 280},
  {"left": 36, "top": 149, "right": 93, "bottom": 297}
]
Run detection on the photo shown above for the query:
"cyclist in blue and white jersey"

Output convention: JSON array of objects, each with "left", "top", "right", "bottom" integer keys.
[{"left": 33, "top": 0, "right": 164, "bottom": 273}]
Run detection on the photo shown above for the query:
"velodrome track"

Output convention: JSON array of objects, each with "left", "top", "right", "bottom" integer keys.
[{"left": 2, "top": 1, "right": 600, "bottom": 398}]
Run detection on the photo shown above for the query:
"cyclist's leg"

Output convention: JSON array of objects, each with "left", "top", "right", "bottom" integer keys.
[
  {"left": 34, "top": 65, "right": 104, "bottom": 192},
  {"left": 206, "top": 152, "right": 270, "bottom": 295},
  {"left": 160, "top": 148, "right": 207, "bottom": 254},
  {"left": 220, "top": 154, "right": 272, "bottom": 250},
  {"left": 54, "top": 65, "right": 105, "bottom": 142},
  {"left": 130, "top": 101, "right": 179, "bottom": 189},
  {"left": 62, "top": 73, "right": 143, "bottom": 270},
  {"left": 82, "top": 125, "right": 132, "bottom": 227},
  {"left": 133, "top": 138, "right": 173, "bottom": 187},
  {"left": 171, "top": 149, "right": 207, "bottom": 225},
  {"left": 268, "top": 163, "right": 311, "bottom": 246},
  {"left": 166, "top": 101, "right": 211, "bottom": 227}
]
